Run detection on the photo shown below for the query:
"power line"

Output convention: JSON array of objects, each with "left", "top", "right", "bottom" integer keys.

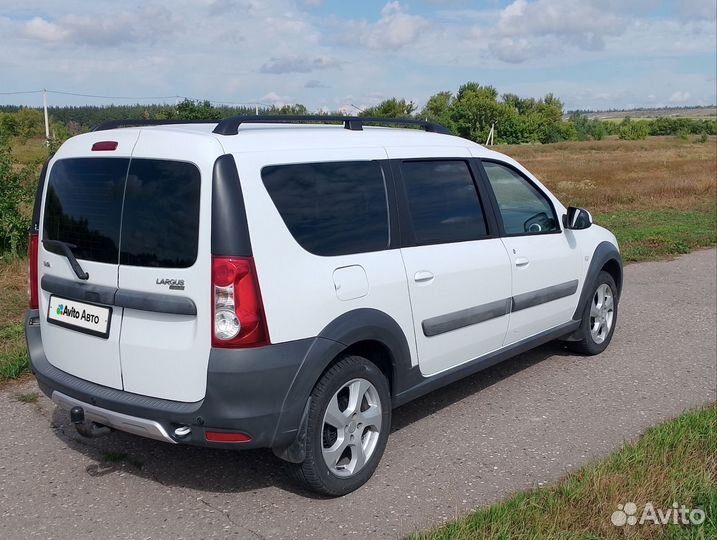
[
  {"left": 1, "top": 88, "right": 273, "bottom": 107},
  {"left": 48, "top": 90, "right": 180, "bottom": 100},
  {"left": 0, "top": 90, "right": 44, "bottom": 95}
]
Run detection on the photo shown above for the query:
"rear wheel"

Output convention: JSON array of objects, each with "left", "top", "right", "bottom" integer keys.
[
  {"left": 287, "top": 355, "right": 391, "bottom": 496},
  {"left": 567, "top": 271, "right": 618, "bottom": 355}
]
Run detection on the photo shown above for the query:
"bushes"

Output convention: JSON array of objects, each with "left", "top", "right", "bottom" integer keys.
[
  {"left": 618, "top": 117, "right": 650, "bottom": 140},
  {"left": 0, "top": 137, "right": 39, "bottom": 257}
]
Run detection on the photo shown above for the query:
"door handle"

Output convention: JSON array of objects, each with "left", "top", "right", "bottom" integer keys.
[
  {"left": 515, "top": 257, "right": 530, "bottom": 267},
  {"left": 414, "top": 270, "right": 434, "bottom": 283}
]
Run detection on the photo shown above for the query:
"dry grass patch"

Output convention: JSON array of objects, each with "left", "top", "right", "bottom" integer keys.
[{"left": 497, "top": 137, "right": 717, "bottom": 214}]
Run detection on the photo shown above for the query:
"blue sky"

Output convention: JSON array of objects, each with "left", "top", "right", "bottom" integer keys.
[{"left": 1, "top": 0, "right": 715, "bottom": 112}]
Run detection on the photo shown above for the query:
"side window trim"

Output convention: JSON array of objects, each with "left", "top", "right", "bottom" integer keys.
[
  {"left": 391, "top": 157, "right": 498, "bottom": 248},
  {"left": 476, "top": 158, "right": 563, "bottom": 238},
  {"left": 378, "top": 159, "right": 401, "bottom": 251}
]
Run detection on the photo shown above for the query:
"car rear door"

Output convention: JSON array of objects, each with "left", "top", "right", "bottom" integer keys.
[
  {"left": 116, "top": 130, "right": 220, "bottom": 403},
  {"left": 38, "top": 131, "right": 139, "bottom": 389},
  {"left": 389, "top": 148, "right": 512, "bottom": 377}
]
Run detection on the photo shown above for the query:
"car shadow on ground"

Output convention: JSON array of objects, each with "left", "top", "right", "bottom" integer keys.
[{"left": 49, "top": 341, "right": 574, "bottom": 497}]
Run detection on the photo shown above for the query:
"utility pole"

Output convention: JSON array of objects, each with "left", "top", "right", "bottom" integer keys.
[{"left": 43, "top": 89, "right": 50, "bottom": 145}]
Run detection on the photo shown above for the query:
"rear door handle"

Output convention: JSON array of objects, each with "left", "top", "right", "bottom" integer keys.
[
  {"left": 515, "top": 257, "right": 530, "bottom": 267},
  {"left": 414, "top": 271, "right": 434, "bottom": 283}
]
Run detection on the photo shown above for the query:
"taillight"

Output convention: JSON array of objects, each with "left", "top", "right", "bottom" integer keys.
[
  {"left": 28, "top": 233, "right": 39, "bottom": 309},
  {"left": 211, "top": 256, "right": 269, "bottom": 347}
]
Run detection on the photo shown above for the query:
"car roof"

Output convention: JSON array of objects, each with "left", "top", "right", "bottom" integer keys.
[{"left": 93, "top": 122, "right": 492, "bottom": 155}]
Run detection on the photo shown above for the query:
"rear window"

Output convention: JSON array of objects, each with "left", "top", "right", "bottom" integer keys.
[
  {"left": 43, "top": 158, "right": 127, "bottom": 264},
  {"left": 261, "top": 161, "right": 389, "bottom": 256},
  {"left": 43, "top": 158, "right": 201, "bottom": 268}
]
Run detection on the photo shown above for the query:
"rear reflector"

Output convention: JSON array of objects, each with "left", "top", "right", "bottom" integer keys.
[
  {"left": 91, "top": 141, "right": 118, "bottom": 151},
  {"left": 205, "top": 431, "right": 252, "bottom": 443},
  {"left": 28, "top": 233, "right": 39, "bottom": 309}
]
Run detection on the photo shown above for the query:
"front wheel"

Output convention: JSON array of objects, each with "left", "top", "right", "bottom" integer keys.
[
  {"left": 286, "top": 355, "right": 391, "bottom": 496},
  {"left": 567, "top": 271, "right": 619, "bottom": 355}
]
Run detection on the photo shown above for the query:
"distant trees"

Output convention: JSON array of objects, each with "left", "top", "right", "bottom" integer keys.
[
  {"left": 360, "top": 98, "right": 417, "bottom": 118},
  {"left": 0, "top": 87, "right": 715, "bottom": 147}
]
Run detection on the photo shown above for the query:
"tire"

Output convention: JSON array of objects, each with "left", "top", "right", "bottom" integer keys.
[
  {"left": 286, "top": 355, "right": 391, "bottom": 496},
  {"left": 567, "top": 270, "right": 619, "bottom": 355}
]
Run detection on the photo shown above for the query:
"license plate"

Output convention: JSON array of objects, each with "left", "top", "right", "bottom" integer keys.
[{"left": 47, "top": 295, "right": 112, "bottom": 339}]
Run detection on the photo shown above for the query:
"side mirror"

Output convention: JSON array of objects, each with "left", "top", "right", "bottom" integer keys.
[{"left": 563, "top": 207, "right": 592, "bottom": 230}]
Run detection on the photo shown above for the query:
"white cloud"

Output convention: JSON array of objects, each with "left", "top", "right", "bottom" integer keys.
[
  {"left": 669, "top": 90, "right": 691, "bottom": 103},
  {"left": 260, "top": 91, "right": 293, "bottom": 105},
  {"left": 335, "top": 2, "right": 429, "bottom": 50},
  {"left": 22, "top": 17, "right": 69, "bottom": 42},
  {"left": 483, "top": 0, "right": 627, "bottom": 62},
  {"left": 260, "top": 55, "right": 341, "bottom": 74},
  {"left": 0, "top": 0, "right": 714, "bottom": 113}
]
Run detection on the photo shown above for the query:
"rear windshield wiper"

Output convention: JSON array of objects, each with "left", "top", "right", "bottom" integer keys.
[{"left": 42, "top": 240, "right": 90, "bottom": 280}]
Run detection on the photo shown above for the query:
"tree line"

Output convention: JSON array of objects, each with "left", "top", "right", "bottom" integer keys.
[{"left": 1, "top": 83, "right": 715, "bottom": 146}]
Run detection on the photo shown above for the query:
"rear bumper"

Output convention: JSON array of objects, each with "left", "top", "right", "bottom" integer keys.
[{"left": 25, "top": 309, "right": 322, "bottom": 450}]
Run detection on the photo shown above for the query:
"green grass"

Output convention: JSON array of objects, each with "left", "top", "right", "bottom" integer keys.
[
  {"left": 14, "top": 391, "right": 39, "bottom": 403},
  {"left": 595, "top": 206, "right": 717, "bottom": 263},
  {"left": 409, "top": 405, "right": 717, "bottom": 540},
  {"left": 0, "top": 322, "right": 29, "bottom": 382}
]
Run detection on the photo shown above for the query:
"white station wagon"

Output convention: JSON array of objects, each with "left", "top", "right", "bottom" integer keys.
[{"left": 26, "top": 116, "right": 622, "bottom": 495}]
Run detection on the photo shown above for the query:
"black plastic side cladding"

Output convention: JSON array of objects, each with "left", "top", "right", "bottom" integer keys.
[
  {"left": 572, "top": 241, "right": 623, "bottom": 321},
  {"left": 211, "top": 154, "right": 252, "bottom": 257}
]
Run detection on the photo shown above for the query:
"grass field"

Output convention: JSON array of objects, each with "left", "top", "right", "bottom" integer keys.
[
  {"left": 497, "top": 137, "right": 717, "bottom": 262},
  {"left": 409, "top": 405, "right": 717, "bottom": 540},
  {"left": 0, "top": 136, "right": 715, "bottom": 383}
]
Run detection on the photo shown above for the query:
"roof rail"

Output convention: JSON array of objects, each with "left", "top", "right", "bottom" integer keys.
[
  {"left": 91, "top": 119, "right": 215, "bottom": 132},
  {"left": 90, "top": 116, "right": 453, "bottom": 136},
  {"left": 211, "top": 115, "right": 452, "bottom": 136}
]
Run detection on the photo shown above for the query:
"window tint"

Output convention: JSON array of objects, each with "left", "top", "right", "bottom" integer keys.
[
  {"left": 262, "top": 161, "right": 389, "bottom": 256},
  {"left": 120, "top": 159, "right": 201, "bottom": 267},
  {"left": 402, "top": 160, "right": 488, "bottom": 244},
  {"left": 43, "top": 158, "right": 128, "bottom": 264},
  {"left": 482, "top": 161, "right": 559, "bottom": 235},
  {"left": 43, "top": 158, "right": 201, "bottom": 268}
]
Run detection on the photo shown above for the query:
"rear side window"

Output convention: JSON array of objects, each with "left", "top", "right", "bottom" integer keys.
[
  {"left": 401, "top": 160, "right": 488, "bottom": 245},
  {"left": 262, "top": 161, "right": 389, "bottom": 256},
  {"left": 43, "top": 158, "right": 128, "bottom": 264},
  {"left": 43, "top": 158, "right": 201, "bottom": 268}
]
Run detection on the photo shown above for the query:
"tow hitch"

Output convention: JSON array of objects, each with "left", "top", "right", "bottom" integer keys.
[{"left": 70, "top": 406, "right": 112, "bottom": 438}]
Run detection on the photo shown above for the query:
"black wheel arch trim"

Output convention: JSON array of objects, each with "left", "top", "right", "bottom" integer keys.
[
  {"left": 572, "top": 241, "right": 623, "bottom": 322},
  {"left": 271, "top": 308, "right": 414, "bottom": 462}
]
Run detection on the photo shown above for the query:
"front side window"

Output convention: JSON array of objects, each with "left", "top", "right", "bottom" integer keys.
[
  {"left": 262, "top": 161, "right": 389, "bottom": 256},
  {"left": 402, "top": 160, "right": 488, "bottom": 245},
  {"left": 482, "top": 161, "right": 559, "bottom": 235}
]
